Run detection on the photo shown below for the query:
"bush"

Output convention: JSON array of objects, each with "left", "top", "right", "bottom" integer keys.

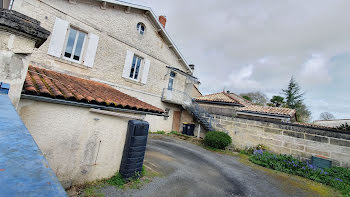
[
  {"left": 204, "top": 131, "right": 232, "bottom": 149},
  {"left": 250, "top": 151, "right": 350, "bottom": 196}
]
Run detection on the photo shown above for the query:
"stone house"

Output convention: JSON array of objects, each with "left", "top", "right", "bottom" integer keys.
[
  {"left": 11, "top": 0, "right": 199, "bottom": 133},
  {"left": 5, "top": 0, "right": 201, "bottom": 187},
  {"left": 196, "top": 91, "right": 297, "bottom": 122}
]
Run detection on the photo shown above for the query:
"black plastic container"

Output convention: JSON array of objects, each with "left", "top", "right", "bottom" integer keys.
[
  {"left": 182, "top": 124, "right": 187, "bottom": 134},
  {"left": 186, "top": 124, "right": 195, "bottom": 136},
  {"left": 119, "top": 120, "right": 149, "bottom": 179}
]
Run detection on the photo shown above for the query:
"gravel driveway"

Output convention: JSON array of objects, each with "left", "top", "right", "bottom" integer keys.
[{"left": 100, "top": 135, "right": 333, "bottom": 197}]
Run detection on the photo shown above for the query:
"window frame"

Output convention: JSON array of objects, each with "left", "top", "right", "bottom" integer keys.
[
  {"left": 168, "top": 71, "right": 176, "bottom": 90},
  {"left": 62, "top": 27, "right": 87, "bottom": 64},
  {"left": 136, "top": 23, "right": 145, "bottom": 35},
  {"left": 129, "top": 54, "right": 144, "bottom": 81}
]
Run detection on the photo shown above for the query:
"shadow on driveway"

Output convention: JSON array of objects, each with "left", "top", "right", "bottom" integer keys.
[{"left": 101, "top": 135, "right": 335, "bottom": 197}]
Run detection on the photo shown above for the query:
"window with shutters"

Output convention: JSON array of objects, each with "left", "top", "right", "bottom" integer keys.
[
  {"left": 129, "top": 55, "right": 143, "bottom": 80},
  {"left": 122, "top": 50, "right": 150, "bottom": 84},
  {"left": 63, "top": 27, "right": 87, "bottom": 63},
  {"left": 47, "top": 17, "right": 99, "bottom": 68}
]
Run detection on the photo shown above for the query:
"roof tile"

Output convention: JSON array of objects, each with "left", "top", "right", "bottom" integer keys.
[
  {"left": 195, "top": 92, "right": 249, "bottom": 106},
  {"left": 23, "top": 65, "right": 164, "bottom": 113},
  {"left": 237, "top": 105, "right": 296, "bottom": 117},
  {"left": 196, "top": 91, "right": 295, "bottom": 117}
]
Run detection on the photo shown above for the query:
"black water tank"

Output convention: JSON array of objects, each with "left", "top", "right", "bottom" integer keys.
[{"left": 119, "top": 120, "right": 149, "bottom": 179}]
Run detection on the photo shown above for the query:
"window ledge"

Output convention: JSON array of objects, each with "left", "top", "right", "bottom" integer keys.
[
  {"left": 122, "top": 77, "right": 145, "bottom": 86},
  {"left": 50, "top": 55, "right": 90, "bottom": 70}
]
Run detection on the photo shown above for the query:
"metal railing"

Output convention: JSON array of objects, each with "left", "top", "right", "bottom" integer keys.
[{"left": 161, "top": 88, "right": 216, "bottom": 130}]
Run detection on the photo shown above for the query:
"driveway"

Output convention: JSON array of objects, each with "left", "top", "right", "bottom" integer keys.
[{"left": 100, "top": 135, "right": 333, "bottom": 197}]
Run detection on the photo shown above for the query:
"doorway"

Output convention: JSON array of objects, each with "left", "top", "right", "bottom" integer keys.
[{"left": 172, "top": 111, "right": 181, "bottom": 132}]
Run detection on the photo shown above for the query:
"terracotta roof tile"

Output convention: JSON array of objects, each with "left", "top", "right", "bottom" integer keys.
[
  {"left": 196, "top": 91, "right": 295, "bottom": 117},
  {"left": 23, "top": 65, "right": 164, "bottom": 113},
  {"left": 237, "top": 105, "right": 296, "bottom": 117},
  {"left": 195, "top": 92, "right": 249, "bottom": 106}
]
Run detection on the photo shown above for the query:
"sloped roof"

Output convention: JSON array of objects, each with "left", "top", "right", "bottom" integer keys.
[
  {"left": 195, "top": 92, "right": 250, "bottom": 106},
  {"left": 23, "top": 65, "right": 163, "bottom": 113},
  {"left": 237, "top": 105, "right": 296, "bottom": 118},
  {"left": 196, "top": 91, "right": 296, "bottom": 118}
]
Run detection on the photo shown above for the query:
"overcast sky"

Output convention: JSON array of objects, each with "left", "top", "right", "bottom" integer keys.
[{"left": 126, "top": 0, "right": 350, "bottom": 121}]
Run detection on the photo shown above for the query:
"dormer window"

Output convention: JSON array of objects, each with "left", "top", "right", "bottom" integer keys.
[{"left": 137, "top": 23, "right": 145, "bottom": 35}]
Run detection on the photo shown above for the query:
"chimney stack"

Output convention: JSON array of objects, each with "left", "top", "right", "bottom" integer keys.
[{"left": 159, "top": 15, "right": 167, "bottom": 28}]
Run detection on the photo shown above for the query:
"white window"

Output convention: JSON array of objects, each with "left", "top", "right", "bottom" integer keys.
[
  {"left": 168, "top": 71, "right": 176, "bottom": 90},
  {"left": 47, "top": 17, "right": 99, "bottom": 68},
  {"left": 137, "top": 23, "right": 145, "bottom": 35},
  {"left": 129, "top": 55, "right": 143, "bottom": 80},
  {"left": 122, "top": 50, "right": 150, "bottom": 84},
  {"left": 63, "top": 28, "right": 87, "bottom": 63}
]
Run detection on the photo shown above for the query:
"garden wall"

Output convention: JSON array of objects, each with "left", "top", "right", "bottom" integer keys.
[{"left": 211, "top": 115, "right": 350, "bottom": 168}]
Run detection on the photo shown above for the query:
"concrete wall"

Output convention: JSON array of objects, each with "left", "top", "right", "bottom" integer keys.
[
  {"left": 0, "top": 95, "right": 66, "bottom": 196},
  {"left": 211, "top": 115, "right": 350, "bottom": 168},
  {"left": 12, "top": 0, "right": 193, "bottom": 131},
  {"left": 0, "top": 31, "right": 35, "bottom": 108},
  {"left": 198, "top": 102, "right": 238, "bottom": 117},
  {"left": 18, "top": 99, "right": 143, "bottom": 188}
]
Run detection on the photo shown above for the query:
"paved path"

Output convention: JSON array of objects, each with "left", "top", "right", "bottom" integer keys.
[{"left": 101, "top": 135, "right": 330, "bottom": 197}]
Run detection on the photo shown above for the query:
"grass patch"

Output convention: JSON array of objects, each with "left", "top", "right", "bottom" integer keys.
[
  {"left": 149, "top": 131, "right": 166, "bottom": 134},
  {"left": 250, "top": 151, "right": 350, "bottom": 196},
  {"left": 72, "top": 166, "right": 159, "bottom": 197},
  {"left": 83, "top": 186, "right": 104, "bottom": 197}
]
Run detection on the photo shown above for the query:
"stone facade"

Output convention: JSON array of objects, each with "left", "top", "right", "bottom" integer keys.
[
  {"left": 12, "top": 0, "right": 197, "bottom": 132},
  {"left": 212, "top": 115, "right": 350, "bottom": 168}
]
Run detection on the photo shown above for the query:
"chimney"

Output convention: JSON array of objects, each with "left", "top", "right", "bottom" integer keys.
[
  {"left": 189, "top": 64, "right": 195, "bottom": 70},
  {"left": 159, "top": 15, "right": 167, "bottom": 28}
]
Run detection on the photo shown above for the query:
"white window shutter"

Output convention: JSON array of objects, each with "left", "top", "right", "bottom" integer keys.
[
  {"left": 47, "top": 17, "right": 69, "bottom": 58},
  {"left": 83, "top": 33, "right": 99, "bottom": 67},
  {"left": 122, "top": 50, "right": 134, "bottom": 79},
  {"left": 141, "top": 58, "right": 150, "bottom": 84}
]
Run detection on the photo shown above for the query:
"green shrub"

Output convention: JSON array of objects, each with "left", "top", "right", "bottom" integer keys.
[
  {"left": 204, "top": 131, "right": 232, "bottom": 149},
  {"left": 250, "top": 151, "right": 350, "bottom": 196}
]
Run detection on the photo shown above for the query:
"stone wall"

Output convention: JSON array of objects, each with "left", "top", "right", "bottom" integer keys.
[{"left": 211, "top": 115, "right": 350, "bottom": 168}]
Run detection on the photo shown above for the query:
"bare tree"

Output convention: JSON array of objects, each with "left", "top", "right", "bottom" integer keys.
[
  {"left": 240, "top": 92, "right": 268, "bottom": 106},
  {"left": 319, "top": 112, "right": 335, "bottom": 120}
]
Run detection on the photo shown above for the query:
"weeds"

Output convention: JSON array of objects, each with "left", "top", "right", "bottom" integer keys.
[
  {"left": 250, "top": 150, "right": 350, "bottom": 196},
  {"left": 149, "top": 131, "right": 166, "bottom": 134}
]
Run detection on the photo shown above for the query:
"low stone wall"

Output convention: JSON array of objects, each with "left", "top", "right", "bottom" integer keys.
[{"left": 211, "top": 115, "right": 350, "bottom": 168}]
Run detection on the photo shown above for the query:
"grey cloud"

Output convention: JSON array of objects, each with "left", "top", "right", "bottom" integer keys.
[{"left": 126, "top": 0, "right": 350, "bottom": 119}]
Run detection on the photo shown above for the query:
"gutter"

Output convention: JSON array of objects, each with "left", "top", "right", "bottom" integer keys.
[
  {"left": 166, "top": 66, "right": 197, "bottom": 80},
  {"left": 21, "top": 94, "right": 167, "bottom": 117}
]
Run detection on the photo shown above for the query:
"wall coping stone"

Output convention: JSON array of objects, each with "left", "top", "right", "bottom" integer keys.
[
  {"left": 225, "top": 116, "right": 350, "bottom": 141},
  {"left": 0, "top": 9, "right": 50, "bottom": 48}
]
